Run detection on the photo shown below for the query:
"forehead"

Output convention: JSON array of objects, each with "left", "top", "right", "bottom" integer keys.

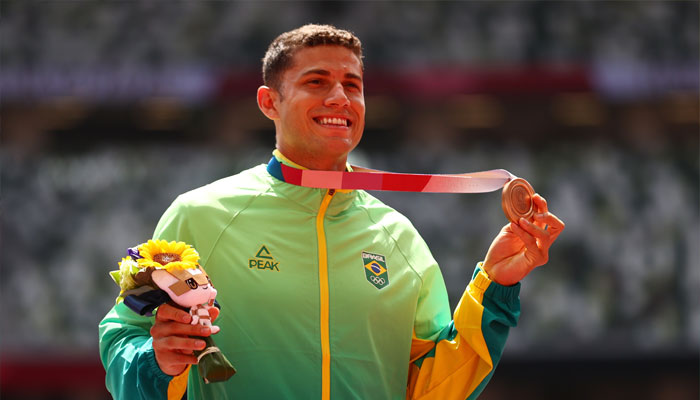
[
  {"left": 285, "top": 45, "right": 363, "bottom": 80},
  {"left": 170, "top": 266, "right": 207, "bottom": 280}
]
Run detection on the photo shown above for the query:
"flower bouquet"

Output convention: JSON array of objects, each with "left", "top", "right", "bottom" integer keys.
[{"left": 110, "top": 239, "right": 236, "bottom": 383}]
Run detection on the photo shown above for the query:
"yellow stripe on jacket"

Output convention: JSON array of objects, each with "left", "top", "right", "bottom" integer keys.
[
  {"left": 407, "top": 269, "right": 494, "bottom": 400},
  {"left": 167, "top": 365, "right": 190, "bottom": 400}
]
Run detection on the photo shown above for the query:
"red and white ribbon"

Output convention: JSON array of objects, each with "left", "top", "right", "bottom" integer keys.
[{"left": 267, "top": 157, "right": 516, "bottom": 193}]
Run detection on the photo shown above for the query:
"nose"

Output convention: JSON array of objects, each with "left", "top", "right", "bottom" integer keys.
[{"left": 324, "top": 82, "right": 350, "bottom": 108}]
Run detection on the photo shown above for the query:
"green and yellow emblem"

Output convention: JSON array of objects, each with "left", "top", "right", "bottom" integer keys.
[{"left": 362, "top": 251, "right": 389, "bottom": 289}]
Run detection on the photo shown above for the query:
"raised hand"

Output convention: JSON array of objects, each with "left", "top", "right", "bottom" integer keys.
[{"left": 482, "top": 194, "right": 565, "bottom": 286}]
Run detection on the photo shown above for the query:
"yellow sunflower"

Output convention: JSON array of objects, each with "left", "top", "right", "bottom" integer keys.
[{"left": 136, "top": 239, "right": 200, "bottom": 272}]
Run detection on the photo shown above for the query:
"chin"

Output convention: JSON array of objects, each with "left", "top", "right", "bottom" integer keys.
[{"left": 321, "top": 141, "right": 355, "bottom": 157}]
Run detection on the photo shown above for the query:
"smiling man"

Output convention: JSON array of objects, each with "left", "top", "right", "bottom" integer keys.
[
  {"left": 99, "top": 24, "right": 564, "bottom": 400},
  {"left": 259, "top": 32, "right": 366, "bottom": 171}
]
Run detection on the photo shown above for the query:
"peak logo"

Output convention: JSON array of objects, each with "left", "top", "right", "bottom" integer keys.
[{"left": 249, "top": 245, "right": 279, "bottom": 271}]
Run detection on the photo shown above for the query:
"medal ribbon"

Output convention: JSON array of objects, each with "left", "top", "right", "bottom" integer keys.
[{"left": 267, "top": 157, "right": 516, "bottom": 193}]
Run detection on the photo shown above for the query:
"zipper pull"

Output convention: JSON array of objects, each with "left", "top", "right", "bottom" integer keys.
[{"left": 328, "top": 189, "right": 335, "bottom": 196}]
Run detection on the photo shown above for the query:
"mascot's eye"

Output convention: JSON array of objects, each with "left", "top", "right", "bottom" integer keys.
[{"left": 186, "top": 278, "right": 198, "bottom": 289}]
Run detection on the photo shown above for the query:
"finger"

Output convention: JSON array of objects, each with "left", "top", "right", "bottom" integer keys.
[
  {"left": 155, "top": 352, "right": 199, "bottom": 370},
  {"left": 209, "top": 306, "right": 220, "bottom": 322},
  {"left": 156, "top": 304, "right": 192, "bottom": 324},
  {"left": 153, "top": 335, "right": 207, "bottom": 353},
  {"left": 510, "top": 220, "right": 538, "bottom": 249},
  {"left": 154, "top": 350, "right": 199, "bottom": 370},
  {"left": 532, "top": 193, "right": 548, "bottom": 212},
  {"left": 530, "top": 194, "right": 549, "bottom": 229},
  {"left": 512, "top": 221, "right": 548, "bottom": 266},
  {"left": 533, "top": 212, "right": 565, "bottom": 241},
  {"left": 519, "top": 217, "right": 550, "bottom": 244},
  {"left": 151, "top": 321, "right": 213, "bottom": 339}
]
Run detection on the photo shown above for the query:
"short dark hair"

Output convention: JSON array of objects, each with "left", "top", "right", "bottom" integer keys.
[{"left": 262, "top": 24, "right": 363, "bottom": 91}]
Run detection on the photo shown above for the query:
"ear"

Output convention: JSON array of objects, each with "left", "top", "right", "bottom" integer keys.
[{"left": 257, "top": 85, "right": 280, "bottom": 120}]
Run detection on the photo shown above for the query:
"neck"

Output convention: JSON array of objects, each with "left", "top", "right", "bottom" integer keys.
[
  {"left": 301, "top": 158, "right": 348, "bottom": 171},
  {"left": 275, "top": 148, "right": 348, "bottom": 171}
]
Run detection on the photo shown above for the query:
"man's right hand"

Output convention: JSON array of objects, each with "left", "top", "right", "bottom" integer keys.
[{"left": 150, "top": 303, "right": 219, "bottom": 376}]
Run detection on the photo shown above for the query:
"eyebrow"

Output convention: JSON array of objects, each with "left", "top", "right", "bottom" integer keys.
[{"left": 301, "top": 69, "right": 363, "bottom": 82}]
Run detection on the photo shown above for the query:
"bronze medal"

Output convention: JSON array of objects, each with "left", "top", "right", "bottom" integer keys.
[{"left": 502, "top": 178, "right": 535, "bottom": 223}]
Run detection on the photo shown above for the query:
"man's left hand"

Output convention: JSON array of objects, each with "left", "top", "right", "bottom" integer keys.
[{"left": 482, "top": 194, "right": 565, "bottom": 286}]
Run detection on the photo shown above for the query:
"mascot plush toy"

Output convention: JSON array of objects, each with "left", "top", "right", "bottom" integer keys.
[{"left": 110, "top": 239, "right": 236, "bottom": 383}]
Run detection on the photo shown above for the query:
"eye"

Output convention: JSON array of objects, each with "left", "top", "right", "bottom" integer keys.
[
  {"left": 344, "top": 82, "right": 362, "bottom": 93},
  {"left": 185, "top": 278, "right": 198, "bottom": 289},
  {"left": 305, "top": 78, "right": 324, "bottom": 86}
]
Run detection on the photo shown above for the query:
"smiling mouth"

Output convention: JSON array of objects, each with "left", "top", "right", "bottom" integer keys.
[{"left": 314, "top": 117, "right": 351, "bottom": 127}]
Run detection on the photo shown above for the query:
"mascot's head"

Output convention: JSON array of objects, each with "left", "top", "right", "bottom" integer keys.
[
  {"left": 151, "top": 265, "right": 217, "bottom": 307},
  {"left": 111, "top": 239, "right": 217, "bottom": 306}
]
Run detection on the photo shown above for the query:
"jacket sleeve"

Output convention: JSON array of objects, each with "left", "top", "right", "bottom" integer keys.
[
  {"left": 406, "top": 263, "right": 521, "bottom": 400},
  {"left": 98, "top": 197, "right": 193, "bottom": 400},
  {"left": 99, "top": 302, "right": 190, "bottom": 400}
]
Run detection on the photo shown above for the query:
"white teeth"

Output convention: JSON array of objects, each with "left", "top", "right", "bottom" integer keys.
[{"left": 318, "top": 117, "right": 348, "bottom": 127}]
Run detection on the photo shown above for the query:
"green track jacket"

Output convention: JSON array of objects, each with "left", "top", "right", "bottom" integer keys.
[{"left": 99, "top": 153, "right": 521, "bottom": 400}]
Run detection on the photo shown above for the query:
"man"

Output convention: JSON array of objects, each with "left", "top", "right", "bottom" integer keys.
[{"left": 100, "top": 24, "right": 564, "bottom": 400}]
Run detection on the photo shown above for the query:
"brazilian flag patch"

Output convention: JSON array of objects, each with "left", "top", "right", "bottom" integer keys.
[{"left": 362, "top": 251, "right": 389, "bottom": 290}]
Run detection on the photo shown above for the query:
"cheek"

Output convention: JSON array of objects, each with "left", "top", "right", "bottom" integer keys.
[
  {"left": 191, "top": 288, "right": 212, "bottom": 304},
  {"left": 287, "top": 95, "right": 315, "bottom": 117},
  {"left": 168, "top": 291, "right": 194, "bottom": 307},
  {"left": 280, "top": 105, "right": 308, "bottom": 130},
  {"left": 357, "top": 98, "right": 366, "bottom": 113},
  {"left": 352, "top": 100, "right": 365, "bottom": 121},
  {"left": 171, "top": 289, "right": 210, "bottom": 307}
]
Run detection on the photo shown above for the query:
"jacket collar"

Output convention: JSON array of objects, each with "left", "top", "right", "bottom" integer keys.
[{"left": 266, "top": 150, "right": 358, "bottom": 214}]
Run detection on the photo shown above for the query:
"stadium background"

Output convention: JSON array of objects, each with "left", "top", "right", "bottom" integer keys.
[{"left": 1, "top": 1, "right": 698, "bottom": 399}]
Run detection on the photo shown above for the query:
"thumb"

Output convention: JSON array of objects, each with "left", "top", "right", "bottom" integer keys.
[{"left": 209, "top": 306, "right": 220, "bottom": 322}]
